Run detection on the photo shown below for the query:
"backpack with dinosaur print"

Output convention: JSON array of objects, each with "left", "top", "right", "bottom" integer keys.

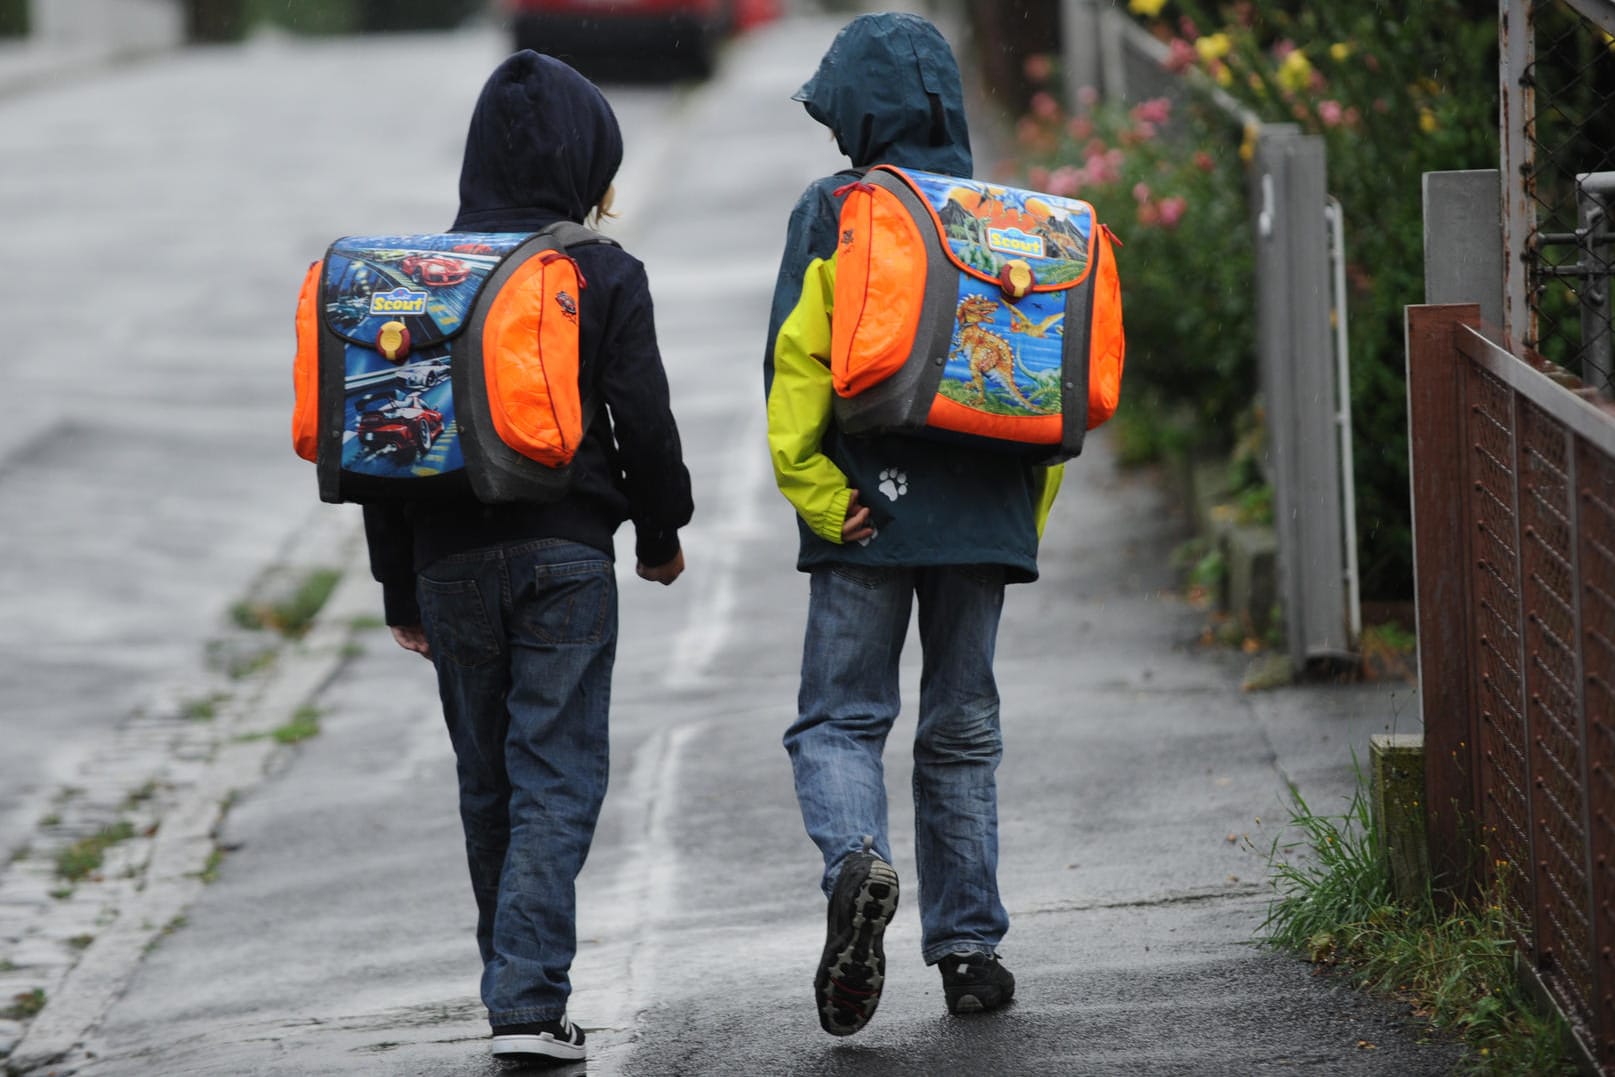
[
  {"left": 292, "top": 222, "right": 613, "bottom": 504},
  {"left": 830, "top": 164, "right": 1124, "bottom": 463}
]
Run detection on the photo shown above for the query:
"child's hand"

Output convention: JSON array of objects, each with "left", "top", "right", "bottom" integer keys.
[
  {"left": 842, "top": 489, "right": 874, "bottom": 543},
  {"left": 637, "top": 548, "right": 685, "bottom": 586},
  {"left": 391, "top": 624, "right": 432, "bottom": 659}
]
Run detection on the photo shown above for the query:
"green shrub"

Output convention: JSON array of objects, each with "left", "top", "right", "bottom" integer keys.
[{"left": 1010, "top": 1, "right": 1499, "bottom": 600}]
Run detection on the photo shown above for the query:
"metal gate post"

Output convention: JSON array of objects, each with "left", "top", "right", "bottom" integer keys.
[{"left": 1253, "top": 127, "right": 1352, "bottom": 669}]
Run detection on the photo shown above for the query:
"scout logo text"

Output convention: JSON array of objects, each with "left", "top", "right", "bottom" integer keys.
[
  {"left": 370, "top": 288, "right": 431, "bottom": 316},
  {"left": 986, "top": 227, "right": 1045, "bottom": 258}
]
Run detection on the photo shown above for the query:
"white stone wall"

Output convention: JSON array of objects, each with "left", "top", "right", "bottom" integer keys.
[{"left": 29, "top": 0, "right": 184, "bottom": 49}]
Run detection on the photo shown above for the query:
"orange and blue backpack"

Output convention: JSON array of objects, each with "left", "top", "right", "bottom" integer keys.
[
  {"left": 830, "top": 165, "right": 1124, "bottom": 462},
  {"left": 291, "top": 222, "right": 612, "bottom": 504}
]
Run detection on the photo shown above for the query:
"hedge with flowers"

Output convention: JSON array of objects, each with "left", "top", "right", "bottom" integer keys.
[{"left": 1010, "top": 0, "right": 1497, "bottom": 602}]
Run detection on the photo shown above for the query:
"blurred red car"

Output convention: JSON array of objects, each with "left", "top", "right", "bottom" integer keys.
[
  {"left": 505, "top": 0, "right": 744, "bottom": 80},
  {"left": 400, "top": 254, "right": 471, "bottom": 287}
]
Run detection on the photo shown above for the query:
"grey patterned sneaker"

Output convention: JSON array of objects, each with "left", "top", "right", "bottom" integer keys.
[
  {"left": 491, "top": 1013, "right": 586, "bottom": 1063},
  {"left": 939, "top": 952, "right": 1016, "bottom": 1014},
  {"left": 814, "top": 851, "right": 900, "bottom": 1036}
]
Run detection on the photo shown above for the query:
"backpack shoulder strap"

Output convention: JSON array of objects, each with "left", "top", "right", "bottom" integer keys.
[{"left": 538, "top": 220, "right": 620, "bottom": 252}]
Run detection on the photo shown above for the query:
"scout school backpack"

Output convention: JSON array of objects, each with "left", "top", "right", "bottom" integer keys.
[
  {"left": 291, "top": 222, "right": 612, "bottom": 503},
  {"left": 831, "top": 164, "right": 1124, "bottom": 462}
]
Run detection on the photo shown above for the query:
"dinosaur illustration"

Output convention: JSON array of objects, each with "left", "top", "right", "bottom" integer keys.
[
  {"left": 952, "top": 294, "right": 1047, "bottom": 413},
  {"left": 1006, "top": 304, "right": 1065, "bottom": 339}
]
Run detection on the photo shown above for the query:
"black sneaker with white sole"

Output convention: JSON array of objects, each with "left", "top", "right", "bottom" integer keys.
[
  {"left": 939, "top": 952, "right": 1016, "bottom": 1014},
  {"left": 814, "top": 850, "right": 900, "bottom": 1036},
  {"left": 490, "top": 1014, "right": 586, "bottom": 1064}
]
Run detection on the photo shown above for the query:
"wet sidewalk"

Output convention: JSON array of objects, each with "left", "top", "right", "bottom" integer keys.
[{"left": 3, "top": 434, "right": 1458, "bottom": 1077}]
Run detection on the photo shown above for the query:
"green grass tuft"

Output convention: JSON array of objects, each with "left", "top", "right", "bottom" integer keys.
[
  {"left": 55, "top": 821, "right": 137, "bottom": 882},
  {"left": 1262, "top": 772, "right": 1575, "bottom": 1074}
]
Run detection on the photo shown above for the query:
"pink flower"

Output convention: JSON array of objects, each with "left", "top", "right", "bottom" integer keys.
[
  {"left": 1031, "top": 91, "right": 1060, "bottom": 121},
  {"left": 1024, "top": 53, "right": 1054, "bottom": 83},
  {"left": 1345, "top": 106, "right": 1362, "bottom": 127},
  {"left": 1272, "top": 39, "right": 1296, "bottom": 61},
  {"left": 1077, "top": 85, "right": 1100, "bottom": 107},
  {"left": 1165, "top": 38, "right": 1197, "bottom": 73},
  {"left": 1137, "top": 200, "right": 1161, "bottom": 227},
  {"left": 1131, "top": 120, "right": 1158, "bottom": 142},
  {"left": 1028, "top": 165, "right": 1051, "bottom": 189},
  {"left": 1066, "top": 115, "right": 1094, "bottom": 140},
  {"left": 1318, "top": 99, "right": 1344, "bottom": 127},
  {"left": 1133, "top": 181, "right": 1152, "bottom": 204},
  {"left": 1017, "top": 117, "right": 1044, "bottom": 147},
  {"left": 1193, "top": 150, "right": 1215, "bottom": 172},
  {"left": 1131, "top": 97, "right": 1173, "bottom": 126},
  {"left": 1083, "top": 138, "right": 1109, "bottom": 161},
  {"left": 1177, "top": 15, "right": 1198, "bottom": 40},
  {"left": 1046, "top": 166, "right": 1083, "bottom": 197},
  {"left": 1158, "top": 195, "right": 1187, "bottom": 229}
]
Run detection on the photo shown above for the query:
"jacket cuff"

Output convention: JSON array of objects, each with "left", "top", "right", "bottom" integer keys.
[
  {"left": 635, "top": 527, "right": 680, "bottom": 568},
  {"left": 381, "top": 580, "right": 420, "bottom": 627}
]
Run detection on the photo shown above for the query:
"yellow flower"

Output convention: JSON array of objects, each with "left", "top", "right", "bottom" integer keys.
[
  {"left": 1419, "top": 108, "right": 1439, "bottom": 133},
  {"left": 1277, "top": 49, "right": 1312, "bottom": 93},
  {"left": 1196, "top": 32, "right": 1232, "bottom": 63},
  {"left": 1215, "top": 64, "right": 1234, "bottom": 88},
  {"left": 1129, "top": 0, "right": 1168, "bottom": 16},
  {"left": 1239, "top": 123, "right": 1258, "bottom": 162},
  {"left": 1329, "top": 42, "right": 1353, "bottom": 63}
]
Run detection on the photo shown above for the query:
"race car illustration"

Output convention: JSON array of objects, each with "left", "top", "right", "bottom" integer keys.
[
  {"left": 400, "top": 253, "right": 471, "bottom": 287},
  {"left": 354, "top": 392, "right": 444, "bottom": 459},
  {"left": 398, "top": 359, "right": 451, "bottom": 390}
]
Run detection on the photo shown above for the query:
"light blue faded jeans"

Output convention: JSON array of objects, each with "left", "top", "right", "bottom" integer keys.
[
  {"left": 416, "top": 538, "right": 617, "bottom": 1028},
  {"left": 784, "top": 563, "right": 1009, "bottom": 965}
]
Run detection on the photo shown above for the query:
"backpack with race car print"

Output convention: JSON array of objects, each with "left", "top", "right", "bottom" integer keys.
[{"left": 291, "top": 221, "right": 614, "bottom": 504}]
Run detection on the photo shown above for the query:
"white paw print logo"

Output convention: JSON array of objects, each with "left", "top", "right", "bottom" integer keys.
[
  {"left": 877, "top": 468, "right": 908, "bottom": 501},
  {"left": 857, "top": 526, "right": 878, "bottom": 547}
]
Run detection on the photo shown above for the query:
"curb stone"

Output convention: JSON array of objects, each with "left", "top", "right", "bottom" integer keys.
[{"left": 0, "top": 508, "right": 369, "bottom": 1076}]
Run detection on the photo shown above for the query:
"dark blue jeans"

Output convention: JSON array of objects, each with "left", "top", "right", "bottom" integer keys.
[
  {"left": 417, "top": 538, "right": 618, "bottom": 1027},
  {"left": 784, "top": 563, "right": 1009, "bottom": 964}
]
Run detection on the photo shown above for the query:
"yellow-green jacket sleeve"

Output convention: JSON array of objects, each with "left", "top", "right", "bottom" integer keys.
[
  {"left": 1033, "top": 462, "right": 1064, "bottom": 539},
  {"left": 766, "top": 256, "right": 853, "bottom": 544}
]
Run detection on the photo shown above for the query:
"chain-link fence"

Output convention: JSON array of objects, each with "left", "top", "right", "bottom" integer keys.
[{"left": 1503, "top": 0, "right": 1615, "bottom": 393}]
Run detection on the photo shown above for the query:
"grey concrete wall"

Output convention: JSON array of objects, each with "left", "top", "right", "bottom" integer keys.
[{"left": 29, "top": 0, "right": 182, "bottom": 49}]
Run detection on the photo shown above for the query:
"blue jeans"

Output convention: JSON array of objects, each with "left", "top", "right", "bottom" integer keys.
[
  {"left": 784, "top": 563, "right": 1008, "bottom": 965},
  {"left": 416, "top": 538, "right": 618, "bottom": 1027}
]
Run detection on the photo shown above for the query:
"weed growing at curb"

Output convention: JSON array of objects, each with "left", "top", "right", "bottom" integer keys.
[
  {"left": 54, "top": 821, "right": 137, "bottom": 883},
  {"left": 3, "top": 988, "right": 44, "bottom": 1020},
  {"left": 231, "top": 567, "right": 342, "bottom": 639},
  {"left": 1261, "top": 775, "right": 1575, "bottom": 1074},
  {"left": 276, "top": 705, "right": 321, "bottom": 744}
]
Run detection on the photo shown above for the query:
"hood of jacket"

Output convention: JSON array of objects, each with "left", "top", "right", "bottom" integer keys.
[
  {"left": 793, "top": 12, "right": 972, "bottom": 177},
  {"left": 453, "top": 50, "right": 623, "bottom": 232}
]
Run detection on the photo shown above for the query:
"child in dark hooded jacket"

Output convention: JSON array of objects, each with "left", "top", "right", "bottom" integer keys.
[
  {"left": 364, "top": 51, "right": 692, "bottom": 1065},
  {"left": 764, "top": 12, "right": 1059, "bottom": 1036}
]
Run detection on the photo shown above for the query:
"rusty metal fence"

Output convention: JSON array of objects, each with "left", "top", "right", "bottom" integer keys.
[
  {"left": 1502, "top": 0, "right": 1615, "bottom": 392},
  {"left": 1410, "top": 303, "right": 1615, "bottom": 1071}
]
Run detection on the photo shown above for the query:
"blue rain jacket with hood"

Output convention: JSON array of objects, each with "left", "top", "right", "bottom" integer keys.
[
  {"left": 763, "top": 13, "right": 1061, "bottom": 582},
  {"left": 365, "top": 51, "right": 693, "bottom": 626}
]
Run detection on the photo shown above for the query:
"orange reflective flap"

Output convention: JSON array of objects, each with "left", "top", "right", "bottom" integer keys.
[
  {"left": 482, "top": 251, "right": 584, "bottom": 467},
  {"left": 1086, "top": 230, "right": 1125, "bottom": 429},
  {"left": 925, "top": 395, "right": 1063, "bottom": 446},
  {"left": 292, "top": 260, "right": 323, "bottom": 462},
  {"left": 831, "top": 185, "right": 927, "bottom": 397}
]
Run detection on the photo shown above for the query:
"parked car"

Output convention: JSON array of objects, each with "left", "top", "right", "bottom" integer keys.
[
  {"left": 504, "top": 0, "right": 737, "bottom": 80},
  {"left": 400, "top": 253, "right": 471, "bottom": 288}
]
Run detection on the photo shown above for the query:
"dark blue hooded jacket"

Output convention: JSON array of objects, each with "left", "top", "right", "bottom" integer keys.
[
  {"left": 365, "top": 51, "right": 693, "bottom": 625},
  {"left": 763, "top": 14, "right": 1054, "bottom": 583}
]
